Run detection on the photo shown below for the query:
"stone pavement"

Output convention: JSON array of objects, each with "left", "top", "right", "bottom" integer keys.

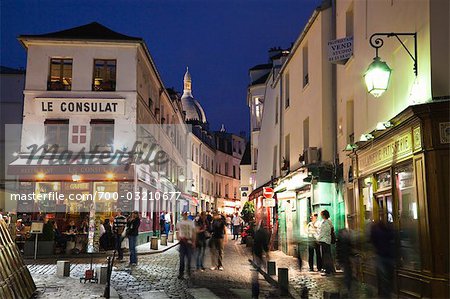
[{"left": 260, "top": 249, "right": 378, "bottom": 299}]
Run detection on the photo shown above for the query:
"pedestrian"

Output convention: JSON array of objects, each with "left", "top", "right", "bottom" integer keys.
[
  {"left": 226, "top": 214, "right": 232, "bottom": 229},
  {"left": 307, "top": 213, "right": 322, "bottom": 272},
  {"left": 126, "top": 210, "right": 141, "bottom": 266},
  {"left": 252, "top": 219, "right": 270, "bottom": 298},
  {"left": 195, "top": 211, "right": 209, "bottom": 271},
  {"left": 370, "top": 220, "right": 396, "bottom": 299},
  {"left": 113, "top": 209, "right": 127, "bottom": 261},
  {"left": 317, "top": 209, "right": 335, "bottom": 276},
  {"left": 210, "top": 210, "right": 227, "bottom": 271},
  {"left": 336, "top": 228, "right": 353, "bottom": 292},
  {"left": 164, "top": 211, "right": 171, "bottom": 236},
  {"left": 177, "top": 212, "right": 196, "bottom": 279},
  {"left": 159, "top": 211, "right": 166, "bottom": 236},
  {"left": 232, "top": 212, "right": 243, "bottom": 240}
]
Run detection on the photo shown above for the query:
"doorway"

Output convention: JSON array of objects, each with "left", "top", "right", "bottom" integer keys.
[{"left": 376, "top": 194, "right": 393, "bottom": 224}]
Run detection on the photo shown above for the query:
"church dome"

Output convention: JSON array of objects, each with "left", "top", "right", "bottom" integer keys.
[{"left": 181, "top": 67, "right": 207, "bottom": 123}]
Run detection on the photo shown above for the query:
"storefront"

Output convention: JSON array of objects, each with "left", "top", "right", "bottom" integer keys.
[{"left": 351, "top": 102, "right": 449, "bottom": 298}]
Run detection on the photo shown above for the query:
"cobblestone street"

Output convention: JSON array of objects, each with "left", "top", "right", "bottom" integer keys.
[{"left": 26, "top": 235, "right": 279, "bottom": 299}]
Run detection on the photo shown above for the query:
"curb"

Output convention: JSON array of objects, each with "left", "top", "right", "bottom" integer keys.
[{"left": 137, "top": 241, "right": 179, "bottom": 255}]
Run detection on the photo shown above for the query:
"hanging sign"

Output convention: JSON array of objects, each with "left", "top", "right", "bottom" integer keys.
[{"left": 328, "top": 36, "right": 353, "bottom": 64}]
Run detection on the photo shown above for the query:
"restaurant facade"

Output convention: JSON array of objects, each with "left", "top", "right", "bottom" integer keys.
[{"left": 6, "top": 22, "right": 191, "bottom": 248}]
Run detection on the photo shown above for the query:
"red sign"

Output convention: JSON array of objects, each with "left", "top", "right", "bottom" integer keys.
[{"left": 263, "top": 187, "right": 274, "bottom": 199}]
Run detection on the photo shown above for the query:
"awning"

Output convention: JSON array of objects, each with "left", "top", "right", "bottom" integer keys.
[
  {"left": 182, "top": 193, "right": 199, "bottom": 206},
  {"left": 8, "top": 156, "right": 133, "bottom": 180}
]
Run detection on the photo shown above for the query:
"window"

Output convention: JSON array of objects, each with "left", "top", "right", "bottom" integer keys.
[
  {"left": 346, "top": 3, "right": 354, "bottom": 37},
  {"left": 284, "top": 134, "right": 290, "bottom": 170},
  {"left": 346, "top": 100, "right": 354, "bottom": 144},
  {"left": 225, "top": 162, "right": 229, "bottom": 176},
  {"left": 285, "top": 74, "right": 290, "bottom": 108},
  {"left": 254, "top": 97, "right": 263, "bottom": 128},
  {"left": 275, "top": 96, "right": 279, "bottom": 124},
  {"left": 93, "top": 59, "right": 116, "bottom": 91},
  {"left": 48, "top": 58, "right": 72, "bottom": 91},
  {"left": 396, "top": 163, "right": 421, "bottom": 270},
  {"left": 303, "top": 45, "right": 309, "bottom": 87},
  {"left": 303, "top": 117, "right": 310, "bottom": 149},
  {"left": 148, "top": 97, "right": 153, "bottom": 111},
  {"left": 72, "top": 125, "right": 87, "bottom": 144},
  {"left": 273, "top": 145, "right": 277, "bottom": 177},
  {"left": 90, "top": 120, "right": 114, "bottom": 152},
  {"left": 233, "top": 165, "right": 236, "bottom": 178},
  {"left": 45, "top": 119, "right": 69, "bottom": 150}
]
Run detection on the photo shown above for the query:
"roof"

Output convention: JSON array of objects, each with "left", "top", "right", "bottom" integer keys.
[
  {"left": 251, "top": 72, "right": 270, "bottom": 86},
  {"left": 240, "top": 143, "right": 251, "bottom": 165},
  {"left": 18, "top": 22, "right": 142, "bottom": 42},
  {"left": 0, "top": 66, "right": 25, "bottom": 74},
  {"left": 249, "top": 63, "right": 272, "bottom": 71}
]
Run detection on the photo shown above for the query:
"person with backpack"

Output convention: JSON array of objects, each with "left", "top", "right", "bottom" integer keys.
[{"left": 317, "top": 209, "right": 335, "bottom": 276}]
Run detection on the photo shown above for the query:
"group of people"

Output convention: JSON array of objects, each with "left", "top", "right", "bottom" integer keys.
[
  {"left": 306, "top": 210, "right": 335, "bottom": 276},
  {"left": 176, "top": 210, "right": 243, "bottom": 279}
]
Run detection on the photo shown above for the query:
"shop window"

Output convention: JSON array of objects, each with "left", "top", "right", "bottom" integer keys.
[
  {"left": 90, "top": 120, "right": 114, "bottom": 152},
  {"left": 45, "top": 119, "right": 69, "bottom": 151},
  {"left": 72, "top": 125, "right": 87, "bottom": 144},
  {"left": 48, "top": 58, "right": 72, "bottom": 91},
  {"left": 361, "top": 176, "right": 375, "bottom": 225},
  {"left": 396, "top": 163, "right": 421, "bottom": 270},
  {"left": 93, "top": 59, "right": 116, "bottom": 91}
]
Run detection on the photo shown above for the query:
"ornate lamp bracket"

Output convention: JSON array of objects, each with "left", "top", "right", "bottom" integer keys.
[{"left": 369, "top": 32, "right": 418, "bottom": 76}]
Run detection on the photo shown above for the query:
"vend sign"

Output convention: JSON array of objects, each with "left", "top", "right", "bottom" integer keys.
[
  {"left": 328, "top": 36, "right": 353, "bottom": 64},
  {"left": 263, "top": 187, "right": 275, "bottom": 207}
]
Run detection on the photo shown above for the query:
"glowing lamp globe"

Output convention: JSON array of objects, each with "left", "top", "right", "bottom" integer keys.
[{"left": 364, "top": 57, "right": 392, "bottom": 98}]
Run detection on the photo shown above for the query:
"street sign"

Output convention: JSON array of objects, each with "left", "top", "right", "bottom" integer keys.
[
  {"left": 263, "top": 187, "right": 274, "bottom": 199},
  {"left": 263, "top": 198, "right": 275, "bottom": 207}
]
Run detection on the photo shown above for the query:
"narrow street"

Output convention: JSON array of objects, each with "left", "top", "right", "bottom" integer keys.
[{"left": 26, "top": 233, "right": 280, "bottom": 299}]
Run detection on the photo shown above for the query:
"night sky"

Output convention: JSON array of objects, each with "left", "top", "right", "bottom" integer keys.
[{"left": 1, "top": 0, "right": 321, "bottom": 135}]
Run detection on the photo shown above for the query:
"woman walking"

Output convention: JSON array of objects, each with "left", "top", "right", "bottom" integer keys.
[{"left": 195, "top": 211, "right": 209, "bottom": 271}]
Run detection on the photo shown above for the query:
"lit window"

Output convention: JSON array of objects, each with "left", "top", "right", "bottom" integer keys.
[
  {"left": 48, "top": 58, "right": 72, "bottom": 91},
  {"left": 93, "top": 59, "right": 116, "bottom": 91}
]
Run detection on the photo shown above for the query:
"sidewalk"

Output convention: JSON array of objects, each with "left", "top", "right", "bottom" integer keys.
[
  {"left": 251, "top": 249, "right": 377, "bottom": 299},
  {"left": 136, "top": 239, "right": 179, "bottom": 255}
]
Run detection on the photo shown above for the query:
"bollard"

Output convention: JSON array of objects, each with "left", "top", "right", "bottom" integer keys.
[
  {"left": 96, "top": 266, "right": 108, "bottom": 284},
  {"left": 160, "top": 234, "right": 167, "bottom": 246},
  {"left": 167, "top": 232, "right": 174, "bottom": 243},
  {"left": 150, "top": 236, "right": 159, "bottom": 250},
  {"left": 56, "top": 261, "right": 70, "bottom": 277},
  {"left": 278, "top": 267, "right": 289, "bottom": 296},
  {"left": 267, "top": 261, "right": 276, "bottom": 276}
]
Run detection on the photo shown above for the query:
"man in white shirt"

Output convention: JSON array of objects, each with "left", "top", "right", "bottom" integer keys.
[
  {"left": 164, "top": 211, "right": 171, "bottom": 235},
  {"left": 307, "top": 213, "right": 322, "bottom": 271},
  {"left": 232, "top": 212, "right": 243, "bottom": 240},
  {"left": 317, "top": 210, "right": 334, "bottom": 275},
  {"left": 176, "top": 212, "right": 196, "bottom": 279}
]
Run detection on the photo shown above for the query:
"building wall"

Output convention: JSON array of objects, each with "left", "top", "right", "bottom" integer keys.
[
  {"left": 282, "top": 8, "right": 333, "bottom": 171},
  {"left": 255, "top": 73, "right": 280, "bottom": 187}
]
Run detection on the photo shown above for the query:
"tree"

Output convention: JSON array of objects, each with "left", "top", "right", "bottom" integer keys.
[{"left": 241, "top": 201, "right": 255, "bottom": 224}]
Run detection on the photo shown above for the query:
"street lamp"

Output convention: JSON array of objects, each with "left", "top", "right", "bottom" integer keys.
[
  {"left": 364, "top": 57, "right": 392, "bottom": 97},
  {"left": 365, "top": 32, "right": 417, "bottom": 98}
]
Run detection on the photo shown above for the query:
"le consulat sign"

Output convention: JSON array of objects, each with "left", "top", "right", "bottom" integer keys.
[{"left": 36, "top": 98, "right": 125, "bottom": 115}]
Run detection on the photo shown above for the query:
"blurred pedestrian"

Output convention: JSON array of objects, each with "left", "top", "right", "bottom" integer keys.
[
  {"left": 195, "top": 211, "right": 209, "bottom": 271},
  {"left": 336, "top": 228, "right": 353, "bottom": 292},
  {"left": 177, "top": 212, "right": 196, "bottom": 279},
  {"left": 252, "top": 219, "right": 270, "bottom": 298},
  {"left": 159, "top": 211, "right": 166, "bottom": 236},
  {"left": 164, "top": 211, "right": 171, "bottom": 236},
  {"left": 317, "top": 210, "right": 334, "bottom": 276},
  {"left": 232, "top": 212, "right": 243, "bottom": 240},
  {"left": 113, "top": 209, "right": 127, "bottom": 261},
  {"left": 210, "top": 211, "right": 227, "bottom": 271},
  {"left": 126, "top": 211, "right": 140, "bottom": 266},
  {"left": 307, "top": 213, "right": 322, "bottom": 272},
  {"left": 370, "top": 220, "right": 396, "bottom": 299}
]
